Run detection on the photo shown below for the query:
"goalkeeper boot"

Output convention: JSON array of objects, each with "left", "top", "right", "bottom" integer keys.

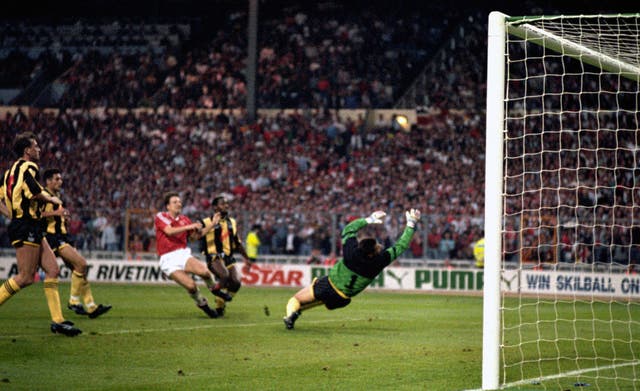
[
  {"left": 51, "top": 320, "right": 82, "bottom": 337},
  {"left": 88, "top": 304, "right": 112, "bottom": 319},
  {"left": 283, "top": 311, "right": 301, "bottom": 330},
  {"left": 197, "top": 303, "right": 219, "bottom": 318},
  {"left": 209, "top": 287, "right": 232, "bottom": 302},
  {"left": 68, "top": 303, "right": 88, "bottom": 315}
]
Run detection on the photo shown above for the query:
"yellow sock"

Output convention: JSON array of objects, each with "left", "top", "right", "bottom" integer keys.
[
  {"left": 43, "top": 278, "right": 64, "bottom": 323},
  {"left": 69, "top": 271, "right": 83, "bottom": 306},
  {"left": 0, "top": 278, "right": 21, "bottom": 305},
  {"left": 80, "top": 275, "right": 96, "bottom": 310},
  {"left": 214, "top": 296, "right": 225, "bottom": 310},
  {"left": 286, "top": 297, "right": 301, "bottom": 317}
]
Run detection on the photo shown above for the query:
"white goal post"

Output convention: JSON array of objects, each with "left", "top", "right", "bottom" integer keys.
[{"left": 483, "top": 11, "right": 640, "bottom": 390}]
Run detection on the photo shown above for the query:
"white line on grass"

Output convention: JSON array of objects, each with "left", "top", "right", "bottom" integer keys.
[
  {"left": 0, "top": 317, "right": 367, "bottom": 339},
  {"left": 464, "top": 359, "right": 640, "bottom": 391}
]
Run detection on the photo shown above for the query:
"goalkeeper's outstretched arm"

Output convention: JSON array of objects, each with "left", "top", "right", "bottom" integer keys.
[
  {"left": 385, "top": 209, "right": 421, "bottom": 261},
  {"left": 341, "top": 211, "right": 386, "bottom": 244}
]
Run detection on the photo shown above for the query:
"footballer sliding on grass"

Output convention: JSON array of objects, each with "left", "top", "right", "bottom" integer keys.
[{"left": 283, "top": 208, "right": 421, "bottom": 329}]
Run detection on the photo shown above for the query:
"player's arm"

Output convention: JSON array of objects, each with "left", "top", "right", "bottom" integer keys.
[
  {"left": 40, "top": 200, "right": 67, "bottom": 218},
  {"left": 385, "top": 209, "right": 421, "bottom": 261},
  {"left": 162, "top": 220, "right": 202, "bottom": 237},
  {"left": 198, "top": 213, "right": 221, "bottom": 237},
  {"left": 233, "top": 230, "right": 249, "bottom": 260},
  {"left": 0, "top": 187, "right": 8, "bottom": 218},
  {"left": 24, "top": 169, "right": 62, "bottom": 206},
  {"left": 0, "top": 201, "right": 9, "bottom": 218},
  {"left": 341, "top": 210, "right": 386, "bottom": 244}
]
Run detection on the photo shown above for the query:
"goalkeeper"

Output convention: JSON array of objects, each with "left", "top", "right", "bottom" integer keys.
[{"left": 283, "top": 208, "right": 421, "bottom": 329}]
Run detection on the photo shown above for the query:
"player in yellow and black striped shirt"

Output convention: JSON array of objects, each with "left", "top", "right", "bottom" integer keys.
[
  {"left": 41, "top": 168, "right": 111, "bottom": 319},
  {"left": 200, "top": 196, "right": 250, "bottom": 316},
  {"left": 0, "top": 132, "right": 81, "bottom": 336}
]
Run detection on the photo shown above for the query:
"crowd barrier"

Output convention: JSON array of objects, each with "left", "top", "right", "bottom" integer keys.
[{"left": 1, "top": 257, "right": 639, "bottom": 299}]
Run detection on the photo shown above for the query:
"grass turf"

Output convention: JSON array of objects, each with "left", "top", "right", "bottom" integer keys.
[
  {"left": 0, "top": 283, "right": 482, "bottom": 390},
  {"left": 0, "top": 283, "right": 637, "bottom": 390}
]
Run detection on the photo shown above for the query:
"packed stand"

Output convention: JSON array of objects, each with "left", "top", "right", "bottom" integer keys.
[
  {"left": 15, "top": 2, "right": 455, "bottom": 110},
  {"left": 0, "top": 106, "right": 485, "bottom": 260},
  {"left": 0, "top": 18, "right": 191, "bottom": 106}
]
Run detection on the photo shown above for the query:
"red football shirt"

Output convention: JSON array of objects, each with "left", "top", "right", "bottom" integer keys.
[{"left": 154, "top": 212, "right": 193, "bottom": 256}]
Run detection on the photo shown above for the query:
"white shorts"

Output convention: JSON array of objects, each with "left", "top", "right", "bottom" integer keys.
[{"left": 159, "top": 248, "right": 192, "bottom": 276}]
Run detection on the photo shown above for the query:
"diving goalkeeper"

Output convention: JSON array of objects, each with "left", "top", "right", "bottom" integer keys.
[{"left": 283, "top": 208, "right": 421, "bottom": 329}]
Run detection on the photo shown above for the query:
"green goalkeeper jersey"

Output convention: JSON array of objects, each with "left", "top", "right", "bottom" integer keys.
[{"left": 328, "top": 218, "right": 415, "bottom": 297}]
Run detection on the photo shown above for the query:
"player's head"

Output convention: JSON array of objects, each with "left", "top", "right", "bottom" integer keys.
[
  {"left": 212, "top": 195, "right": 229, "bottom": 216},
  {"left": 163, "top": 191, "right": 182, "bottom": 214},
  {"left": 43, "top": 168, "right": 63, "bottom": 190},
  {"left": 358, "top": 238, "right": 383, "bottom": 258},
  {"left": 14, "top": 132, "right": 39, "bottom": 161}
]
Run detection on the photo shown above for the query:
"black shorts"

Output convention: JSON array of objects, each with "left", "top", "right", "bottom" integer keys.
[
  {"left": 8, "top": 219, "right": 44, "bottom": 248},
  {"left": 312, "top": 275, "right": 352, "bottom": 310},
  {"left": 45, "top": 233, "right": 71, "bottom": 255},
  {"left": 206, "top": 254, "right": 237, "bottom": 268}
]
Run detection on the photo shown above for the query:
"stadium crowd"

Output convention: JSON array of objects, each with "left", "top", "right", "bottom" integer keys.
[
  {"left": 2, "top": 3, "right": 454, "bottom": 109},
  {"left": 2, "top": 1, "right": 638, "bottom": 267},
  {"left": 0, "top": 105, "right": 485, "bottom": 261}
]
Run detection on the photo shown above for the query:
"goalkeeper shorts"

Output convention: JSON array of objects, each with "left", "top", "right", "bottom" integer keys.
[{"left": 312, "top": 275, "right": 351, "bottom": 310}]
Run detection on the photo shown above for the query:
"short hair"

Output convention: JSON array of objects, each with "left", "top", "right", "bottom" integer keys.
[
  {"left": 13, "top": 132, "right": 37, "bottom": 157},
  {"left": 163, "top": 191, "right": 179, "bottom": 206},
  {"left": 212, "top": 196, "right": 226, "bottom": 207},
  {"left": 358, "top": 238, "right": 378, "bottom": 257},
  {"left": 43, "top": 168, "right": 61, "bottom": 182}
]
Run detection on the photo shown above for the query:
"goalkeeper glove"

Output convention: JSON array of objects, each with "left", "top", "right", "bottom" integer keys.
[
  {"left": 405, "top": 209, "right": 421, "bottom": 228},
  {"left": 365, "top": 211, "right": 386, "bottom": 224}
]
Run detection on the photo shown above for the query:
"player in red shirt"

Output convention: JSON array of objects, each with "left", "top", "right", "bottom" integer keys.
[{"left": 155, "top": 191, "right": 221, "bottom": 318}]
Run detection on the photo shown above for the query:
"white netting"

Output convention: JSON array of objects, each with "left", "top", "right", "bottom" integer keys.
[{"left": 500, "top": 14, "right": 640, "bottom": 390}]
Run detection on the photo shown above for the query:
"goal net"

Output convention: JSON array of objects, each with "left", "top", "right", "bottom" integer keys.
[{"left": 483, "top": 12, "right": 640, "bottom": 390}]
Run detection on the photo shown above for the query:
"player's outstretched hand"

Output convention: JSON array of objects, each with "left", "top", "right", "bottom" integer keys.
[
  {"left": 365, "top": 210, "right": 386, "bottom": 224},
  {"left": 405, "top": 209, "right": 421, "bottom": 228}
]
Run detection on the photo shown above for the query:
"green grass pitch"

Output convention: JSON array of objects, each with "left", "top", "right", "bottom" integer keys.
[
  {"left": 0, "top": 283, "right": 637, "bottom": 390},
  {"left": 0, "top": 283, "right": 483, "bottom": 390}
]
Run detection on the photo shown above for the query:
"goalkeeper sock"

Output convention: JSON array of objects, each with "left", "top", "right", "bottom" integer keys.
[
  {"left": 69, "top": 271, "right": 83, "bottom": 306},
  {"left": 43, "top": 278, "right": 65, "bottom": 323},
  {"left": 0, "top": 278, "right": 20, "bottom": 305},
  {"left": 286, "top": 297, "right": 301, "bottom": 317}
]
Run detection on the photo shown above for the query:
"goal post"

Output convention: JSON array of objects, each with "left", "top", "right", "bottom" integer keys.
[
  {"left": 483, "top": 10, "right": 507, "bottom": 391},
  {"left": 483, "top": 11, "right": 640, "bottom": 390}
]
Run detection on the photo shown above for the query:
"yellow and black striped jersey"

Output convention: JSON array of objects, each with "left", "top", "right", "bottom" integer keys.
[
  {"left": 2, "top": 159, "right": 43, "bottom": 220},
  {"left": 201, "top": 216, "right": 238, "bottom": 256},
  {"left": 41, "top": 188, "right": 67, "bottom": 235}
]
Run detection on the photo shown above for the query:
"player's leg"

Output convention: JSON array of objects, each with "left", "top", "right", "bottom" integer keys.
[
  {"left": 286, "top": 285, "right": 319, "bottom": 316},
  {"left": 169, "top": 269, "right": 217, "bottom": 318},
  {"left": 284, "top": 276, "right": 346, "bottom": 330},
  {"left": 57, "top": 244, "right": 86, "bottom": 314},
  {"left": 213, "top": 264, "right": 241, "bottom": 316},
  {"left": 40, "top": 239, "right": 81, "bottom": 336},
  {"left": 184, "top": 257, "right": 216, "bottom": 289},
  {"left": 283, "top": 284, "right": 322, "bottom": 330},
  {"left": 59, "top": 245, "right": 111, "bottom": 318},
  {"left": 39, "top": 239, "right": 64, "bottom": 323},
  {"left": 225, "top": 265, "right": 241, "bottom": 303},
  {"left": 205, "top": 257, "right": 233, "bottom": 301},
  {"left": 0, "top": 245, "right": 39, "bottom": 304}
]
